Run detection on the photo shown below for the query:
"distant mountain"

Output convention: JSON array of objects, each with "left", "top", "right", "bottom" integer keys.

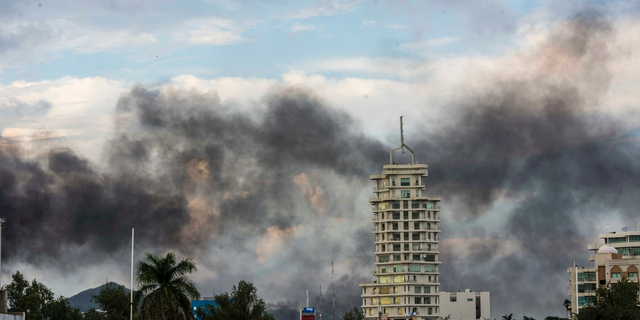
[{"left": 68, "top": 282, "right": 129, "bottom": 312}]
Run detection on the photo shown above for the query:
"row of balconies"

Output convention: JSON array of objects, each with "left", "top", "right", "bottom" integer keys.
[{"left": 369, "top": 195, "right": 442, "bottom": 203}]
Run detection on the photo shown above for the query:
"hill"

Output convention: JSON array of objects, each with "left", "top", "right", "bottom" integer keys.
[{"left": 68, "top": 282, "right": 129, "bottom": 312}]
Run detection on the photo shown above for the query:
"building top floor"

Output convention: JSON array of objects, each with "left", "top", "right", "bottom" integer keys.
[{"left": 370, "top": 164, "right": 429, "bottom": 180}]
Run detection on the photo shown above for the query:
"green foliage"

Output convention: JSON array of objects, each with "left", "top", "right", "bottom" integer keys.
[
  {"left": 137, "top": 252, "right": 201, "bottom": 320},
  {"left": 3, "top": 271, "right": 81, "bottom": 320},
  {"left": 502, "top": 314, "right": 514, "bottom": 320},
  {"left": 544, "top": 317, "right": 569, "bottom": 320},
  {"left": 576, "top": 277, "right": 640, "bottom": 320},
  {"left": 90, "top": 282, "right": 143, "bottom": 320},
  {"left": 523, "top": 316, "right": 535, "bottom": 320},
  {"left": 338, "top": 307, "right": 365, "bottom": 320},
  {"left": 200, "top": 280, "right": 274, "bottom": 320},
  {"left": 442, "top": 315, "right": 452, "bottom": 320}
]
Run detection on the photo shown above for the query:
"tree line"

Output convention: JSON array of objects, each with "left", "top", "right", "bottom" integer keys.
[{"left": 2, "top": 252, "right": 274, "bottom": 320}]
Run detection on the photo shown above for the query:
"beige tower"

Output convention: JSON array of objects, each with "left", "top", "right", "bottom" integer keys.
[{"left": 360, "top": 118, "right": 442, "bottom": 320}]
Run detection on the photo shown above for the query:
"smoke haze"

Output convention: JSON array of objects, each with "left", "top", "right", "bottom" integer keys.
[{"left": 2, "top": 8, "right": 640, "bottom": 320}]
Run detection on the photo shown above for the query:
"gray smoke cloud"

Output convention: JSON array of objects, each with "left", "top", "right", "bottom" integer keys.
[{"left": 1, "top": 8, "right": 637, "bottom": 320}]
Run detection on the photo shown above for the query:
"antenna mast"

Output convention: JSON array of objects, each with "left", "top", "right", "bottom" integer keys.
[
  {"left": 332, "top": 261, "right": 335, "bottom": 320},
  {"left": 319, "top": 285, "right": 322, "bottom": 319},
  {"left": 390, "top": 116, "right": 416, "bottom": 165}
]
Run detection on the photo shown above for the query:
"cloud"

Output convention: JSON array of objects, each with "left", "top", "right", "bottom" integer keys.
[
  {"left": 385, "top": 24, "right": 408, "bottom": 30},
  {"left": 290, "top": 22, "right": 316, "bottom": 33},
  {"left": 397, "top": 36, "right": 462, "bottom": 51},
  {"left": 174, "top": 19, "right": 249, "bottom": 45},
  {"left": 360, "top": 20, "right": 376, "bottom": 27}
]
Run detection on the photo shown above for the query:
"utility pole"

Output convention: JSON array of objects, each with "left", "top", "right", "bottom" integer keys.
[{"left": 130, "top": 228, "right": 134, "bottom": 320}]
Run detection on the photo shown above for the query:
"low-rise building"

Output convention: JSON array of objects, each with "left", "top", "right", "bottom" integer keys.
[
  {"left": 567, "top": 231, "right": 640, "bottom": 315},
  {"left": 438, "top": 289, "right": 490, "bottom": 320}
]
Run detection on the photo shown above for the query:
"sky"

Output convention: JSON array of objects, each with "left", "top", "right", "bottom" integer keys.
[{"left": 2, "top": 0, "right": 640, "bottom": 319}]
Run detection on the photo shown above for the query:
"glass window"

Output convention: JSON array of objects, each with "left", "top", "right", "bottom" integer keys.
[
  {"left": 372, "top": 298, "right": 377, "bottom": 304},
  {"left": 425, "top": 255, "right": 435, "bottom": 262},
  {"left": 411, "top": 201, "right": 419, "bottom": 209},
  {"left": 382, "top": 245, "right": 386, "bottom": 252},
  {"left": 630, "top": 236, "right": 640, "bottom": 242},
  {"left": 403, "top": 201, "right": 409, "bottom": 209},
  {"left": 629, "top": 272, "right": 638, "bottom": 278},
  {"left": 415, "top": 286, "right": 421, "bottom": 293},
  {"left": 393, "top": 265, "right": 405, "bottom": 272},
  {"left": 403, "top": 222, "right": 409, "bottom": 230},
  {"left": 379, "top": 203, "right": 388, "bottom": 210},
  {"left": 393, "top": 244, "right": 401, "bottom": 251},
  {"left": 380, "top": 276, "right": 391, "bottom": 283},
  {"left": 401, "top": 178, "right": 410, "bottom": 186},
  {"left": 632, "top": 248, "right": 640, "bottom": 256},
  {"left": 412, "top": 243, "right": 420, "bottom": 251},
  {"left": 393, "top": 223, "right": 398, "bottom": 230},
  {"left": 408, "top": 265, "right": 420, "bottom": 272},
  {"left": 416, "top": 190, "right": 419, "bottom": 197},
  {"left": 467, "top": 298, "right": 473, "bottom": 301},
  {"left": 412, "top": 233, "right": 420, "bottom": 240},
  {"left": 425, "top": 202, "right": 434, "bottom": 209},
  {"left": 415, "top": 177, "right": 419, "bottom": 185},
  {"left": 425, "top": 297, "right": 431, "bottom": 304},
  {"left": 620, "top": 247, "right": 629, "bottom": 256},
  {"left": 380, "top": 298, "right": 391, "bottom": 305},
  {"left": 612, "top": 272, "right": 621, "bottom": 278},
  {"left": 393, "top": 255, "right": 401, "bottom": 261},
  {"left": 413, "top": 255, "right": 420, "bottom": 261},
  {"left": 393, "top": 212, "right": 400, "bottom": 219},
  {"left": 393, "top": 276, "right": 404, "bottom": 283},
  {"left": 380, "top": 266, "right": 390, "bottom": 273},
  {"left": 404, "top": 233, "right": 409, "bottom": 240},
  {"left": 404, "top": 254, "right": 409, "bottom": 260},
  {"left": 379, "top": 255, "right": 389, "bottom": 262},
  {"left": 392, "top": 201, "right": 400, "bottom": 209},
  {"left": 414, "top": 297, "right": 422, "bottom": 304},
  {"left": 404, "top": 211, "right": 409, "bottom": 219},
  {"left": 395, "top": 298, "right": 401, "bottom": 305},
  {"left": 577, "top": 272, "right": 595, "bottom": 281},
  {"left": 578, "top": 296, "right": 595, "bottom": 306},
  {"left": 393, "top": 233, "right": 401, "bottom": 241},
  {"left": 609, "top": 237, "right": 626, "bottom": 244},
  {"left": 398, "top": 308, "right": 402, "bottom": 315},
  {"left": 424, "top": 265, "right": 436, "bottom": 272},
  {"left": 427, "top": 308, "right": 432, "bottom": 315},
  {"left": 414, "top": 222, "right": 420, "bottom": 230},
  {"left": 370, "top": 309, "right": 375, "bottom": 316},
  {"left": 424, "top": 286, "right": 430, "bottom": 293},
  {"left": 380, "top": 287, "right": 390, "bottom": 294},
  {"left": 404, "top": 243, "right": 409, "bottom": 251},
  {"left": 392, "top": 190, "right": 396, "bottom": 197},
  {"left": 391, "top": 178, "right": 395, "bottom": 186},
  {"left": 412, "top": 212, "right": 419, "bottom": 219},
  {"left": 401, "top": 190, "right": 411, "bottom": 198}
]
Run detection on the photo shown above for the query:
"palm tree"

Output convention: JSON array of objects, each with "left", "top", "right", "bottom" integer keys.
[
  {"left": 502, "top": 314, "right": 514, "bottom": 320},
  {"left": 137, "top": 252, "right": 201, "bottom": 320},
  {"left": 563, "top": 299, "right": 571, "bottom": 318}
]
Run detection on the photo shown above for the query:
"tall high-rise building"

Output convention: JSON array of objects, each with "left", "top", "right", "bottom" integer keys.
[{"left": 360, "top": 118, "right": 441, "bottom": 320}]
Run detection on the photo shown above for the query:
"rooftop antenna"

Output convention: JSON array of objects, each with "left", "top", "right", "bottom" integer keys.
[
  {"left": 390, "top": 116, "right": 416, "bottom": 165},
  {"left": 332, "top": 261, "right": 335, "bottom": 320}
]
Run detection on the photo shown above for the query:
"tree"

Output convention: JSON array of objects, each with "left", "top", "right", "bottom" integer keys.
[
  {"left": 562, "top": 299, "right": 571, "bottom": 318},
  {"left": 544, "top": 317, "right": 569, "bottom": 320},
  {"left": 339, "top": 307, "right": 365, "bottom": 320},
  {"left": 3, "top": 271, "right": 81, "bottom": 320},
  {"left": 91, "top": 282, "right": 143, "bottom": 320},
  {"left": 137, "top": 252, "right": 201, "bottom": 320},
  {"left": 577, "top": 276, "right": 640, "bottom": 320},
  {"left": 502, "top": 314, "right": 514, "bottom": 320},
  {"left": 522, "top": 316, "right": 535, "bottom": 320},
  {"left": 203, "top": 280, "right": 275, "bottom": 320}
]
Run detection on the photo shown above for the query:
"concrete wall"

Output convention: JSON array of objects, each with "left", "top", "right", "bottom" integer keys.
[{"left": 0, "top": 313, "right": 25, "bottom": 320}]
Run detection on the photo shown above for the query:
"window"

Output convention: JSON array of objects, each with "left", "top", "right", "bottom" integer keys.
[
  {"left": 393, "top": 244, "right": 401, "bottom": 251},
  {"left": 393, "top": 276, "right": 404, "bottom": 283},
  {"left": 380, "top": 266, "right": 390, "bottom": 273},
  {"left": 393, "top": 255, "right": 401, "bottom": 261},
  {"left": 401, "top": 190, "right": 411, "bottom": 198},
  {"left": 394, "top": 287, "right": 398, "bottom": 294},
  {"left": 427, "top": 308, "right": 432, "bottom": 315},
  {"left": 393, "top": 233, "right": 401, "bottom": 241},
  {"left": 392, "top": 190, "right": 396, "bottom": 197},
  {"left": 379, "top": 255, "right": 389, "bottom": 262},
  {"left": 404, "top": 233, "right": 409, "bottom": 240},
  {"left": 398, "top": 308, "right": 402, "bottom": 315},
  {"left": 578, "top": 284, "right": 596, "bottom": 293},
  {"left": 414, "top": 297, "right": 422, "bottom": 304},
  {"left": 395, "top": 297, "right": 401, "bottom": 305},
  {"left": 403, "top": 222, "right": 409, "bottom": 230},
  {"left": 393, "top": 265, "right": 405, "bottom": 272},
  {"left": 384, "top": 308, "right": 387, "bottom": 315},
  {"left": 404, "top": 243, "right": 409, "bottom": 251},
  {"left": 415, "top": 177, "right": 419, "bottom": 185},
  {"left": 404, "top": 254, "right": 409, "bottom": 260},
  {"left": 412, "top": 201, "right": 419, "bottom": 209},
  {"left": 609, "top": 237, "right": 626, "bottom": 244},
  {"left": 379, "top": 203, "right": 388, "bottom": 210},
  {"left": 416, "top": 190, "right": 419, "bottom": 197},
  {"left": 381, "top": 224, "right": 385, "bottom": 231},
  {"left": 412, "top": 243, "right": 420, "bottom": 251},
  {"left": 392, "top": 201, "right": 400, "bottom": 209},
  {"left": 467, "top": 298, "right": 473, "bottom": 301},
  {"left": 425, "top": 202, "right": 434, "bottom": 209},
  {"left": 414, "top": 222, "right": 420, "bottom": 230},
  {"left": 425, "top": 255, "right": 435, "bottom": 262},
  {"left": 620, "top": 248, "right": 629, "bottom": 256},
  {"left": 380, "top": 298, "right": 391, "bottom": 305},
  {"left": 404, "top": 211, "right": 409, "bottom": 219},
  {"left": 415, "top": 286, "right": 422, "bottom": 293},
  {"left": 380, "top": 287, "right": 390, "bottom": 294},
  {"left": 630, "top": 236, "right": 640, "bottom": 242},
  {"left": 381, "top": 245, "right": 386, "bottom": 252},
  {"left": 380, "top": 276, "right": 390, "bottom": 283},
  {"left": 612, "top": 272, "right": 622, "bottom": 278},
  {"left": 630, "top": 272, "right": 638, "bottom": 278},
  {"left": 579, "top": 296, "right": 595, "bottom": 306},
  {"left": 424, "top": 265, "right": 436, "bottom": 272},
  {"left": 412, "top": 212, "right": 419, "bottom": 219},
  {"left": 401, "top": 178, "right": 410, "bottom": 186},
  {"left": 393, "top": 223, "right": 398, "bottom": 230},
  {"left": 425, "top": 297, "right": 431, "bottom": 304},
  {"left": 424, "top": 287, "right": 430, "bottom": 293},
  {"left": 411, "top": 255, "right": 419, "bottom": 261},
  {"left": 370, "top": 309, "right": 375, "bottom": 316},
  {"left": 412, "top": 233, "right": 420, "bottom": 240},
  {"left": 409, "top": 265, "right": 420, "bottom": 272},
  {"left": 392, "top": 178, "right": 396, "bottom": 186},
  {"left": 632, "top": 247, "right": 640, "bottom": 255},
  {"left": 393, "top": 212, "right": 400, "bottom": 219},
  {"left": 403, "top": 201, "right": 409, "bottom": 209},
  {"left": 373, "top": 288, "right": 377, "bottom": 294}
]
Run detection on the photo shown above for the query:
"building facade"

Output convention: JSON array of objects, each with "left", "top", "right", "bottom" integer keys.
[
  {"left": 439, "top": 290, "right": 490, "bottom": 320},
  {"left": 359, "top": 126, "right": 442, "bottom": 320},
  {"left": 567, "top": 231, "right": 640, "bottom": 315}
]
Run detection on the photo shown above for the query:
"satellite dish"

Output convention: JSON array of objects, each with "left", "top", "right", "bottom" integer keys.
[{"left": 421, "top": 254, "right": 427, "bottom": 258}]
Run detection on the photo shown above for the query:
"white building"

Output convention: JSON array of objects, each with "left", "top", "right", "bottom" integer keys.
[
  {"left": 360, "top": 118, "right": 442, "bottom": 320},
  {"left": 439, "top": 289, "right": 490, "bottom": 320}
]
